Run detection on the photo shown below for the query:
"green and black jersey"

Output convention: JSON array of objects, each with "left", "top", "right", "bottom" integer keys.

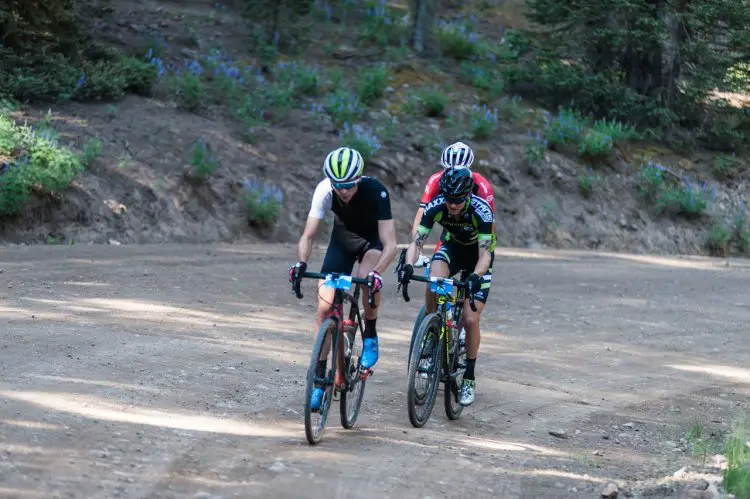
[{"left": 417, "top": 194, "right": 496, "bottom": 251}]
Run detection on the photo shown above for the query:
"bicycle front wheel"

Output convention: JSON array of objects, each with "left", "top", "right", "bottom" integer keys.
[
  {"left": 407, "top": 303, "right": 427, "bottom": 374},
  {"left": 444, "top": 326, "right": 466, "bottom": 420},
  {"left": 406, "top": 312, "right": 443, "bottom": 428},
  {"left": 304, "top": 318, "right": 338, "bottom": 445}
]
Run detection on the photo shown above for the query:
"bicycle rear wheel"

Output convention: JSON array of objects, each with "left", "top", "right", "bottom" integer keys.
[
  {"left": 406, "top": 312, "right": 443, "bottom": 428},
  {"left": 304, "top": 318, "right": 338, "bottom": 445},
  {"left": 340, "top": 325, "right": 367, "bottom": 429}
]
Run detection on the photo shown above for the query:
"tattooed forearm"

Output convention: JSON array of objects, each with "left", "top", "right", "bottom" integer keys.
[
  {"left": 474, "top": 239, "right": 492, "bottom": 276},
  {"left": 414, "top": 231, "right": 428, "bottom": 248}
]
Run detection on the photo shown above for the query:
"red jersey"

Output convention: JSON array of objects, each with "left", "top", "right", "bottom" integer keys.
[{"left": 419, "top": 170, "right": 495, "bottom": 211}]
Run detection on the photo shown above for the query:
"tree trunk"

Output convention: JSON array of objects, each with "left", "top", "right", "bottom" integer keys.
[
  {"left": 659, "top": 0, "right": 683, "bottom": 108},
  {"left": 409, "top": 0, "right": 439, "bottom": 56},
  {"left": 659, "top": 0, "right": 680, "bottom": 108},
  {"left": 618, "top": 0, "right": 682, "bottom": 104}
]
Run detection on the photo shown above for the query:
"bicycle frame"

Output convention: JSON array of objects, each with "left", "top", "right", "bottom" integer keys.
[
  {"left": 322, "top": 274, "right": 363, "bottom": 330},
  {"left": 395, "top": 248, "right": 476, "bottom": 316},
  {"left": 433, "top": 278, "right": 461, "bottom": 377},
  {"left": 292, "top": 270, "right": 377, "bottom": 385},
  {"left": 413, "top": 275, "right": 471, "bottom": 377},
  {"left": 395, "top": 245, "right": 476, "bottom": 370}
]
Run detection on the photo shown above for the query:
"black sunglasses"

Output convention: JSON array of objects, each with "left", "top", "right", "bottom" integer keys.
[{"left": 444, "top": 195, "right": 467, "bottom": 204}]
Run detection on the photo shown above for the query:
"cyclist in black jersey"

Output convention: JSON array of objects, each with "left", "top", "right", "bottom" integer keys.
[
  {"left": 289, "top": 147, "right": 398, "bottom": 411},
  {"left": 398, "top": 167, "right": 495, "bottom": 406}
]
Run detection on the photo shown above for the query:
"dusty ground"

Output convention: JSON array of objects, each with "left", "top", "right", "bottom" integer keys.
[
  {"left": 4, "top": 0, "right": 747, "bottom": 257},
  {"left": 1, "top": 243, "right": 748, "bottom": 498}
]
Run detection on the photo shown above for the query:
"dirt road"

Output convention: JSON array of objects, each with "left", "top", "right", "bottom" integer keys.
[{"left": 1, "top": 244, "right": 748, "bottom": 498}]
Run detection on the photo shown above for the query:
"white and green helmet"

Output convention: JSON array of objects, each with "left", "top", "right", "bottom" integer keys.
[{"left": 323, "top": 147, "right": 364, "bottom": 183}]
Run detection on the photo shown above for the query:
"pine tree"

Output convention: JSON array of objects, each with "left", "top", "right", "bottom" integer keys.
[{"left": 523, "top": 0, "right": 750, "bottom": 128}]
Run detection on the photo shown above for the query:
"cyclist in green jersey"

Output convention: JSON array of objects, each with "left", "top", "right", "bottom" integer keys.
[{"left": 398, "top": 167, "right": 495, "bottom": 406}]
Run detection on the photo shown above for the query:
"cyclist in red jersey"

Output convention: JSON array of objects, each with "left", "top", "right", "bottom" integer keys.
[
  {"left": 410, "top": 142, "right": 496, "bottom": 255},
  {"left": 403, "top": 142, "right": 497, "bottom": 370}
]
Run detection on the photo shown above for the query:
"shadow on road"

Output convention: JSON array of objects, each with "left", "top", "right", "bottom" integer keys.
[{"left": 1, "top": 244, "right": 749, "bottom": 498}]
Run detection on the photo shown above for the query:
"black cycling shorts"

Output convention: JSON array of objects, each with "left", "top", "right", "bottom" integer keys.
[
  {"left": 320, "top": 225, "right": 383, "bottom": 275},
  {"left": 431, "top": 240, "right": 494, "bottom": 304}
]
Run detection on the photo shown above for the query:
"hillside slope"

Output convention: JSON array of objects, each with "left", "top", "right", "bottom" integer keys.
[{"left": 1, "top": 0, "right": 748, "bottom": 256}]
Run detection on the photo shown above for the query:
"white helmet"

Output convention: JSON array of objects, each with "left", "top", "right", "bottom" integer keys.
[{"left": 440, "top": 141, "right": 474, "bottom": 170}]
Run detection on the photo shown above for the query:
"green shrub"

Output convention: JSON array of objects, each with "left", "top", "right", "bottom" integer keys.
[
  {"left": 578, "top": 169, "right": 601, "bottom": 198},
  {"left": 356, "top": 64, "right": 390, "bottom": 106},
  {"left": 705, "top": 221, "right": 731, "bottom": 255},
  {"left": 723, "top": 424, "right": 750, "bottom": 498},
  {"left": 578, "top": 130, "right": 613, "bottom": 158},
  {"left": 265, "top": 82, "right": 296, "bottom": 117},
  {"left": 713, "top": 152, "right": 741, "bottom": 179},
  {"left": 358, "top": 0, "right": 408, "bottom": 47},
  {"left": 524, "top": 131, "right": 547, "bottom": 164},
  {"left": 637, "top": 162, "right": 667, "bottom": 201},
  {"left": 0, "top": 1, "right": 158, "bottom": 103},
  {"left": 654, "top": 179, "right": 714, "bottom": 219},
  {"left": 437, "top": 20, "right": 480, "bottom": 60},
  {"left": 497, "top": 95, "right": 524, "bottom": 121},
  {"left": 273, "top": 60, "right": 321, "bottom": 97},
  {"left": 118, "top": 56, "right": 159, "bottom": 96},
  {"left": 338, "top": 123, "right": 381, "bottom": 162},
  {"left": 325, "top": 68, "right": 344, "bottom": 92},
  {"left": 543, "top": 108, "right": 586, "bottom": 148},
  {"left": 242, "top": 178, "right": 283, "bottom": 227},
  {"left": 1, "top": 51, "right": 158, "bottom": 103},
  {"left": 324, "top": 90, "right": 365, "bottom": 129},
  {"left": 172, "top": 63, "right": 205, "bottom": 111},
  {"left": 636, "top": 162, "right": 714, "bottom": 219},
  {"left": 80, "top": 138, "right": 102, "bottom": 167},
  {"left": 459, "top": 62, "right": 505, "bottom": 101},
  {"left": 76, "top": 61, "right": 129, "bottom": 101},
  {"left": 592, "top": 118, "right": 640, "bottom": 142},
  {"left": 0, "top": 54, "right": 79, "bottom": 102},
  {"left": 232, "top": 93, "right": 268, "bottom": 131},
  {"left": 0, "top": 114, "right": 83, "bottom": 215},
  {"left": 472, "top": 106, "right": 499, "bottom": 140},
  {"left": 419, "top": 87, "right": 448, "bottom": 117},
  {"left": 532, "top": 108, "right": 639, "bottom": 160},
  {"left": 188, "top": 138, "right": 220, "bottom": 180},
  {"left": 402, "top": 87, "right": 449, "bottom": 117},
  {"left": 399, "top": 91, "right": 424, "bottom": 116}
]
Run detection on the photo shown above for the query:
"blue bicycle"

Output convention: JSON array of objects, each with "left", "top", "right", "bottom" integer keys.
[{"left": 291, "top": 269, "right": 376, "bottom": 444}]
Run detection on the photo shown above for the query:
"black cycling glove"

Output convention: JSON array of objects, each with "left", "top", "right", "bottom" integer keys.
[
  {"left": 398, "top": 263, "right": 414, "bottom": 284},
  {"left": 466, "top": 273, "right": 482, "bottom": 294}
]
